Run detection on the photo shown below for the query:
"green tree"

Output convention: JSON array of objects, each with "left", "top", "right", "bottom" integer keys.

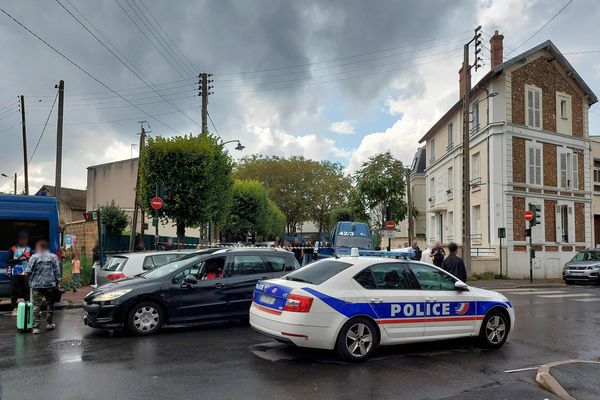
[
  {"left": 262, "top": 199, "right": 286, "bottom": 241},
  {"left": 99, "top": 200, "right": 129, "bottom": 235},
  {"left": 139, "top": 133, "right": 233, "bottom": 242},
  {"left": 307, "top": 161, "right": 352, "bottom": 234},
  {"left": 354, "top": 151, "right": 407, "bottom": 230},
  {"left": 223, "top": 180, "right": 268, "bottom": 242}
]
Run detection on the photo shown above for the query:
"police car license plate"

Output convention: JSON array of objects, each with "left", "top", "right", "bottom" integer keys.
[{"left": 259, "top": 294, "right": 276, "bottom": 305}]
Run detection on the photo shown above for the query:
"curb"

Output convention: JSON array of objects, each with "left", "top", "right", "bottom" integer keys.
[
  {"left": 54, "top": 303, "right": 84, "bottom": 310},
  {"left": 536, "top": 359, "right": 600, "bottom": 400}
]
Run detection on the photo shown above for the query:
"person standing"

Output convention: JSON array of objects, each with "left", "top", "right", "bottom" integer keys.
[
  {"left": 163, "top": 238, "right": 175, "bottom": 251},
  {"left": 303, "top": 241, "right": 314, "bottom": 266},
  {"left": 292, "top": 238, "right": 303, "bottom": 266},
  {"left": 71, "top": 250, "right": 81, "bottom": 293},
  {"left": 441, "top": 242, "right": 467, "bottom": 283},
  {"left": 27, "top": 240, "right": 61, "bottom": 335},
  {"left": 430, "top": 241, "right": 445, "bottom": 268},
  {"left": 6, "top": 231, "right": 31, "bottom": 316},
  {"left": 411, "top": 241, "right": 422, "bottom": 261}
]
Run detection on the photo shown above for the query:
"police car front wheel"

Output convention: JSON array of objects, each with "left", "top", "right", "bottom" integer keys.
[
  {"left": 335, "top": 317, "right": 379, "bottom": 362},
  {"left": 478, "top": 309, "right": 509, "bottom": 348}
]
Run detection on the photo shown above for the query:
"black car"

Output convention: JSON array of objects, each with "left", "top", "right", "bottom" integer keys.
[{"left": 83, "top": 248, "right": 300, "bottom": 335}]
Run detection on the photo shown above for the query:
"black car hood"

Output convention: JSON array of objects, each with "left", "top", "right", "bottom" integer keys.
[{"left": 86, "top": 276, "right": 163, "bottom": 301}]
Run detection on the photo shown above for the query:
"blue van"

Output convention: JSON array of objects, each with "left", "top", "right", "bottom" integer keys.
[
  {"left": 0, "top": 195, "right": 60, "bottom": 298},
  {"left": 317, "top": 221, "right": 372, "bottom": 258}
]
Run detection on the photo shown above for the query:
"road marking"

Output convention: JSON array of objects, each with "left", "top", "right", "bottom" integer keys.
[
  {"left": 571, "top": 297, "right": 600, "bottom": 302},
  {"left": 504, "top": 366, "right": 539, "bottom": 373},
  {"left": 494, "top": 288, "right": 559, "bottom": 292},
  {"left": 510, "top": 291, "right": 568, "bottom": 295},
  {"left": 538, "top": 293, "right": 596, "bottom": 298}
]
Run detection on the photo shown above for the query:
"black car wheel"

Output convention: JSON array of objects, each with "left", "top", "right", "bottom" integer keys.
[
  {"left": 127, "top": 301, "right": 163, "bottom": 335},
  {"left": 478, "top": 309, "right": 509, "bottom": 348},
  {"left": 335, "top": 317, "right": 379, "bottom": 362}
]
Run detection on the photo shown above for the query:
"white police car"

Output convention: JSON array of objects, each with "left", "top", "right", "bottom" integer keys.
[{"left": 249, "top": 250, "right": 514, "bottom": 361}]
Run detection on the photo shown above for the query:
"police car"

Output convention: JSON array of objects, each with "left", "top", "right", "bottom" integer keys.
[{"left": 249, "top": 249, "right": 514, "bottom": 361}]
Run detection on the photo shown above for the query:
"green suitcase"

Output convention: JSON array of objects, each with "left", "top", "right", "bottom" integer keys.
[{"left": 17, "top": 300, "right": 33, "bottom": 332}]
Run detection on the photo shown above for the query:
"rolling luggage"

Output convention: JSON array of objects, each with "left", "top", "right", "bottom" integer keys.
[{"left": 17, "top": 288, "right": 33, "bottom": 333}]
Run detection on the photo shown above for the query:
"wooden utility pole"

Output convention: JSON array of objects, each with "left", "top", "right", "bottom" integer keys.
[
  {"left": 129, "top": 123, "right": 146, "bottom": 251},
  {"left": 55, "top": 80, "right": 65, "bottom": 208},
  {"left": 406, "top": 168, "right": 414, "bottom": 246},
  {"left": 20, "top": 95, "right": 29, "bottom": 194},
  {"left": 461, "top": 27, "right": 481, "bottom": 271}
]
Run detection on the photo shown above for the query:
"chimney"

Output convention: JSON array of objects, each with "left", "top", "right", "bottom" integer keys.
[{"left": 490, "top": 30, "right": 504, "bottom": 70}]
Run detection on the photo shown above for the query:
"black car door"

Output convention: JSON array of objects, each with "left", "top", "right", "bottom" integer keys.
[
  {"left": 224, "top": 254, "right": 271, "bottom": 316},
  {"left": 168, "top": 256, "right": 228, "bottom": 322}
]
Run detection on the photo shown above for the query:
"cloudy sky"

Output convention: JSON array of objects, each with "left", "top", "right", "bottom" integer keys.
[{"left": 1, "top": 0, "right": 599, "bottom": 193}]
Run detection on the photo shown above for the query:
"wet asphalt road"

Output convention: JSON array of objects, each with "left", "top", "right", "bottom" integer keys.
[{"left": 0, "top": 285, "right": 599, "bottom": 400}]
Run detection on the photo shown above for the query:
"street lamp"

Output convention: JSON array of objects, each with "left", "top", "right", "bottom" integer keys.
[
  {"left": 222, "top": 140, "right": 245, "bottom": 151},
  {"left": 1, "top": 173, "right": 17, "bottom": 194}
]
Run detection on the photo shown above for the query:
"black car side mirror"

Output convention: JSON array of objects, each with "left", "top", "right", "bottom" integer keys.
[{"left": 182, "top": 274, "right": 198, "bottom": 287}]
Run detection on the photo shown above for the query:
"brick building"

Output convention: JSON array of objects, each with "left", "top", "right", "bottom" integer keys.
[{"left": 419, "top": 32, "right": 597, "bottom": 278}]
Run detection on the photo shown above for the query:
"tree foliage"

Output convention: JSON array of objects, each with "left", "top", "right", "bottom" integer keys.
[
  {"left": 234, "top": 155, "right": 351, "bottom": 233},
  {"left": 139, "top": 133, "right": 233, "bottom": 240},
  {"left": 353, "top": 151, "right": 407, "bottom": 229},
  {"left": 99, "top": 200, "right": 129, "bottom": 235}
]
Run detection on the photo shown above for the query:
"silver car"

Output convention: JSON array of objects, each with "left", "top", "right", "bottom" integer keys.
[
  {"left": 563, "top": 249, "right": 600, "bottom": 284},
  {"left": 96, "top": 251, "right": 192, "bottom": 286}
]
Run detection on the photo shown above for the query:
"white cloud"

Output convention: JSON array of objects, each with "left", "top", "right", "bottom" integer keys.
[{"left": 329, "top": 120, "right": 356, "bottom": 134}]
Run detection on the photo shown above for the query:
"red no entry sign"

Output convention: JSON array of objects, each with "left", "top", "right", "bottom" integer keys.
[
  {"left": 385, "top": 220, "right": 395, "bottom": 231},
  {"left": 524, "top": 210, "right": 534, "bottom": 221},
  {"left": 151, "top": 197, "right": 164, "bottom": 210}
]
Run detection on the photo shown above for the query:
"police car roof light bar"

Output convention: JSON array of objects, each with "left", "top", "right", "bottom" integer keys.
[{"left": 350, "top": 247, "right": 415, "bottom": 259}]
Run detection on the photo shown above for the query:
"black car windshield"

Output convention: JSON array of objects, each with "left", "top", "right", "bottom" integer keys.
[
  {"left": 143, "top": 255, "right": 205, "bottom": 279},
  {"left": 572, "top": 251, "right": 600, "bottom": 261},
  {"left": 285, "top": 260, "right": 352, "bottom": 285}
]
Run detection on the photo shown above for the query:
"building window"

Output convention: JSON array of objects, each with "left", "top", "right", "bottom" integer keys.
[
  {"left": 429, "top": 177, "right": 435, "bottom": 205},
  {"left": 556, "top": 92, "right": 572, "bottom": 135},
  {"left": 556, "top": 204, "right": 572, "bottom": 243},
  {"left": 593, "top": 159, "right": 600, "bottom": 192},
  {"left": 471, "top": 152, "right": 481, "bottom": 185},
  {"left": 560, "top": 99, "right": 568, "bottom": 119},
  {"left": 447, "top": 211, "right": 454, "bottom": 240},
  {"left": 526, "top": 143, "right": 542, "bottom": 186},
  {"left": 558, "top": 150, "right": 579, "bottom": 190},
  {"left": 471, "top": 205, "right": 481, "bottom": 243},
  {"left": 471, "top": 102, "right": 480, "bottom": 134},
  {"left": 447, "top": 123, "right": 453, "bottom": 151},
  {"left": 447, "top": 166, "right": 453, "bottom": 198},
  {"left": 430, "top": 138, "right": 436, "bottom": 162},
  {"left": 526, "top": 85, "right": 542, "bottom": 130}
]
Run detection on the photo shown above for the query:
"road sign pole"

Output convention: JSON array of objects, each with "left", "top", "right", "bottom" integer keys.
[{"left": 529, "top": 226, "right": 533, "bottom": 283}]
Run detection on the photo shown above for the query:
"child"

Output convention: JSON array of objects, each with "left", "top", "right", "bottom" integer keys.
[{"left": 71, "top": 250, "right": 81, "bottom": 293}]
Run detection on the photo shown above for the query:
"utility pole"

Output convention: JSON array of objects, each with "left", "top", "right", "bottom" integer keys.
[
  {"left": 406, "top": 168, "right": 413, "bottom": 246},
  {"left": 55, "top": 80, "right": 65, "bottom": 209},
  {"left": 129, "top": 122, "right": 147, "bottom": 251},
  {"left": 19, "top": 95, "right": 29, "bottom": 194},
  {"left": 461, "top": 26, "right": 482, "bottom": 272},
  {"left": 13, "top": 173, "right": 17, "bottom": 195},
  {"left": 199, "top": 72, "right": 213, "bottom": 133}
]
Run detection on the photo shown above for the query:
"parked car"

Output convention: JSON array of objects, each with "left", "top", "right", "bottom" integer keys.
[
  {"left": 0, "top": 195, "right": 60, "bottom": 298},
  {"left": 83, "top": 248, "right": 301, "bottom": 335},
  {"left": 95, "top": 250, "right": 197, "bottom": 286},
  {"left": 563, "top": 249, "right": 600, "bottom": 284}
]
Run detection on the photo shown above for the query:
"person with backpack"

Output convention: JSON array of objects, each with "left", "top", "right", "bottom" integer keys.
[
  {"left": 430, "top": 241, "right": 446, "bottom": 268},
  {"left": 26, "top": 240, "right": 61, "bottom": 335},
  {"left": 6, "top": 231, "right": 31, "bottom": 316}
]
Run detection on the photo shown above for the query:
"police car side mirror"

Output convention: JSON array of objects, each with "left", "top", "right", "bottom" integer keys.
[{"left": 455, "top": 281, "right": 468, "bottom": 291}]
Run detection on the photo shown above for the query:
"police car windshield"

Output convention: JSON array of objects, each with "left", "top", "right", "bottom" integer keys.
[{"left": 285, "top": 260, "right": 352, "bottom": 285}]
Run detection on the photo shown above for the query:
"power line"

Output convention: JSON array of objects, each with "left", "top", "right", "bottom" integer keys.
[
  {"left": 207, "top": 111, "right": 221, "bottom": 140},
  {"left": 28, "top": 91, "right": 58, "bottom": 164},
  {"left": 564, "top": 50, "right": 600, "bottom": 55},
  {"left": 0, "top": 123, "right": 21, "bottom": 135},
  {"left": 506, "top": 0, "right": 574, "bottom": 56},
  {"left": 0, "top": 6, "right": 182, "bottom": 134},
  {"left": 55, "top": 0, "right": 199, "bottom": 128}
]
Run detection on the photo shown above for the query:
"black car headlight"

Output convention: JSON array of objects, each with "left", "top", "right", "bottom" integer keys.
[{"left": 93, "top": 289, "right": 133, "bottom": 302}]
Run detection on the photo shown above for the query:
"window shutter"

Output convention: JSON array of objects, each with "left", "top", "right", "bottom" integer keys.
[
  {"left": 572, "top": 153, "right": 579, "bottom": 190},
  {"left": 559, "top": 152, "right": 568, "bottom": 188},
  {"left": 555, "top": 205, "right": 563, "bottom": 242},
  {"left": 535, "top": 148, "right": 542, "bottom": 185},
  {"left": 534, "top": 91, "right": 541, "bottom": 128}
]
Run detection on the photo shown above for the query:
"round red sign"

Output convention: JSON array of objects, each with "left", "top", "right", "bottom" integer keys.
[
  {"left": 524, "top": 210, "right": 534, "bottom": 221},
  {"left": 151, "top": 197, "right": 164, "bottom": 210},
  {"left": 385, "top": 220, "right": 395, "bottom": 231}
]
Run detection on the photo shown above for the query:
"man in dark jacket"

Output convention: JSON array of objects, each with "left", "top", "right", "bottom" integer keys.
[
  {"left": 430, "top": 241, "right": 445, "bottom": 268},
  {"left": 441, "top": 242, "right": 467, "bottom": 283},
  {"left": 6, "top": 231, "right": 31, "bottom": 316},
  {"left": 411, "top": 241, "right": 422, "bottom": 261}
]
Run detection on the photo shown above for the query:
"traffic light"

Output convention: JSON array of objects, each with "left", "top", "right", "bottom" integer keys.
[
  {"left": 530, "top": 249, "right": 536, "bottom": 259},
  {"left": 528, "top": 203, "right": 541, "bottom": 227},
  {"left": 525, "top": 228, "right": 531, "bottom": 237},
  {"left": 83, "top": 211, "right": 95, "bottom": 222}
]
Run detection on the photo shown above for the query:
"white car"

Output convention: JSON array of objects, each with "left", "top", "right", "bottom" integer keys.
[{"left": 249, "top": 254, "right": 515, "bottom": 361}]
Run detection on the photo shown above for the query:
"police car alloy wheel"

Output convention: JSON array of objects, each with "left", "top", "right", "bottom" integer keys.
[
  {"left": 335, "top": 318, "right": 379, "bottom": 362},
  {"left": 478, "top": 310, "right": 509, "bottom": 348},
  {"left": 128, "top": 302, "right": 163, "bottom": 335}
]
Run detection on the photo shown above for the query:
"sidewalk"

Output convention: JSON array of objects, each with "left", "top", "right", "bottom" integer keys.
[
  {"left": 0, "top": 286, "right": 92, "bottom": 311},
  {"left": 471, "top": 278, "right": 565, "bottom": 290}
]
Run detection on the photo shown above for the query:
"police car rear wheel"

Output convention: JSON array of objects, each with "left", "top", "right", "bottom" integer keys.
[
  {"left": 478, "top": 310, "right": 508, "bottom": 348},
  {"left": 335, "top": 318, "right": 378, "bottom": 362}
]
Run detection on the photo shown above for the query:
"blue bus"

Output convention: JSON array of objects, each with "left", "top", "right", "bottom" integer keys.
[
  {"left": 317, "top": 221, "right": 372, "bottom": 258},
  {"left": 0, "top": 195, "right": 60, "bottom": 298}
]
